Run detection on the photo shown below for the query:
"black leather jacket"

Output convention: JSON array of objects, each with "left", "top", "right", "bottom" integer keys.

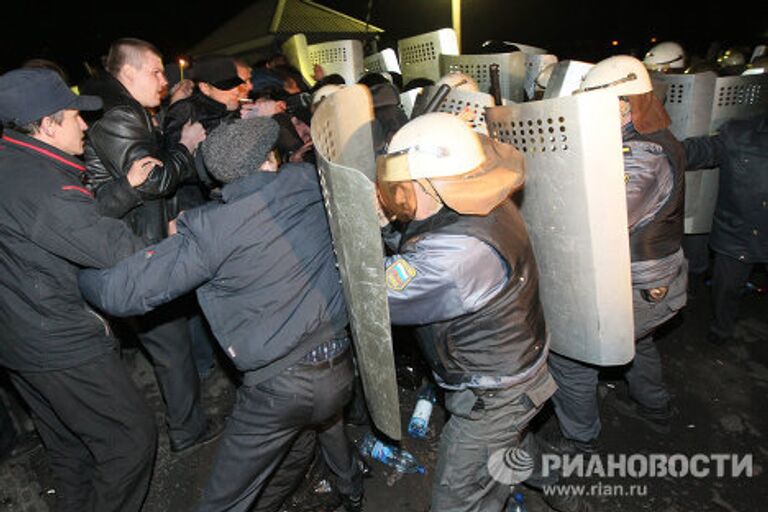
[{"left": 83, "top": 76, "right": 196, "bottom": 243}]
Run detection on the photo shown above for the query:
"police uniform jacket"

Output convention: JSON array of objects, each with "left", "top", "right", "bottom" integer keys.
[
  {"left": 0, "top": 131, "right": 144, "bottom": 371},
  {"left": 384, "top": 203, "right": 547, "bottom": 389}
]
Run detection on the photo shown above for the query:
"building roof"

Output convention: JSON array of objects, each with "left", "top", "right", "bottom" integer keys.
[{"left": 189, "top": 0, "right": 383, "bottom": 57}]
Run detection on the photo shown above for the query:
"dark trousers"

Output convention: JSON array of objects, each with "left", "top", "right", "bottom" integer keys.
[
  {"left": 197, "top": 351, "right": 361, "bottom": 512},
  {"left": 549, "top": 335, "right": 669, "bottom": 442},
  {"left": 710, "top": 252, "right": 755, "bottom": 339},
  {"left": 549, "top": 264, "right": 687, "bottom": 442},
  {"left": 0, "top": 394, "right": 17, "bottom": 458},
  {"left": 132, "top": 301, "right": 207, "bottom": 447},
  {"left": 431, "top": 366, "right": 557, "bottom": 512},
  {"left": 682, "top": 234, "right": 710, "bottom": 275},
  {"left": 8, "top": 349, "right": 157, "bottom": 512}
]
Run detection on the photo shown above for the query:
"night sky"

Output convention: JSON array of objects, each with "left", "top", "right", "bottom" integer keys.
[{"left": 2, "top": 0, "right": 765, "bottom": 82}]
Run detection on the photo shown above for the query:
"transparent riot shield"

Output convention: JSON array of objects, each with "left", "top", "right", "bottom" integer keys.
[
  {"left": 398, "top": 28, "right": 459, "bottom": 84},
  {"left": 543, "top": 60, "right": 594, "bottom": 99},
  {"left": 653, "top": 71, "right": 718, "bottom": 233},
  {"left": 486, "top": 91, "right": 634, "bottom": 366},
  {"left": 524, "top": 54, "right": 558, "bottom": 100},
  {"left": 308, "top": 39, "right": 365, "bottom": 84},
  {"left": 282, "top": 33, "right": 315, "bottom": 86},
  {"left": 412, "top": 86, "right": 496, "bottom": 133},
  {"left": 440, "top": 52, "right": 527, "bottom": 102},
  {"left": 365, "top": 48, "right": 401, "bottom": 75},
  {"left": 311, "top": 85, "right": 401, "bottom": 440}
]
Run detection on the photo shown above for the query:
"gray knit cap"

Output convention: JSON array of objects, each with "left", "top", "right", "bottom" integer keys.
[{"left": 202, "top": 117, "right": 281, "bottom": 184}]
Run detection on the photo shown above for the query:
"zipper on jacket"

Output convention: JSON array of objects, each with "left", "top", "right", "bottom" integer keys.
[{"left": 86, "top": 307, "right": 111, "bottom": 336}]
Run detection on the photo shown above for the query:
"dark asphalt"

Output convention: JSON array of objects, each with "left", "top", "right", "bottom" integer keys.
[{"left": 1, "top": 270, "right": 766, "bottom": 512}]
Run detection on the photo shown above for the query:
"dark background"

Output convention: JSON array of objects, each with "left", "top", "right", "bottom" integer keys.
[{"left": 2, "top": 0, "right": 766, "bottom": 82}]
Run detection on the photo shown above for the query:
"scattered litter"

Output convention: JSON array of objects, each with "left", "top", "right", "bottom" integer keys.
[
  {"left": 687, "top": 424, "right": 696, "bottom": 429},
  {"left": 313, "top": 479, "right": 332, "bottom": 494}
]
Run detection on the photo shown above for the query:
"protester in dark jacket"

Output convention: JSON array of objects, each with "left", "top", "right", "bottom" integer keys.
[
  {"left": 83, "top": 40, "right": 205, "bottom": 243},
  {"left": 683, "top": 114, "right": 768, "bottom": 344},
  {"left": 163, "top": 56, "right": 246, "bottom": 212},
  {"left": 0, "top": 67, "right": 156, "bottom": 512},
  {"left": 79, "top": 117, "right": 363, "bottom": 512},
  {"left": 82, "top": 37, "right": 219, "bottom": 454}
]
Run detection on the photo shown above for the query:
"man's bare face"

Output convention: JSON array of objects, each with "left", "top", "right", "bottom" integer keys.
[{"left": 131, "top": 51, "right": 168, "bottom": 108}]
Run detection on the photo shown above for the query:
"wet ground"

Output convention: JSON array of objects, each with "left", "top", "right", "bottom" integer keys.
[{"left": 1, "top": 272, "right": 766, "bottom": 512}]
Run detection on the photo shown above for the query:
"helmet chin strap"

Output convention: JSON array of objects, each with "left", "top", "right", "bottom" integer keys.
[{"left": 414, "top": 179, "right": 446, "bottom": 219}]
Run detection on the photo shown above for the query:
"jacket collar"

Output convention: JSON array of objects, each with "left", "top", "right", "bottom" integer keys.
[
  {"left": 1, "top": 129, "right": 86, "bottom": 174},
  {"left": 221, "top": 171, "right": 277, "bottom": 202}
]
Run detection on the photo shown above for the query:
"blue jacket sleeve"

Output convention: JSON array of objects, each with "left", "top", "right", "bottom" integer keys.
[
  {"left": 78, "top": 222, "right": 213, "bottom": 317},
  {"left": 385, "top": 234, "right": 508, "bottom": 325}
]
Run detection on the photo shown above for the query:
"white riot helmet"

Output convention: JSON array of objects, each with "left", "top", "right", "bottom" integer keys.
[
  {"left": 643, "top": 41, "right": 686, "bottom": 72},
  {"left": 718, "top": 48, "right": 746, "bottom": 68},
  {"left": 376, "top": 113, "right": 524, "bottom": 221},
  {"left": 535, "top": 62, "right": 557, "bottom": 91},
  {"left": 577, "top": 55, "right": 653, "bottom": 96},
  {"left": 435, "top": 72, "right": 480, "bottom": 92}
]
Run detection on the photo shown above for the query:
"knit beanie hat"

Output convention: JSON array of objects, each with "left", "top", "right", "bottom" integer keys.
[{"left": 202, "top": 117, "right": 280, "bottom": 183}]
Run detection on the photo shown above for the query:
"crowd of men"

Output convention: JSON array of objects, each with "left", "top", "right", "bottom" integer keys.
[{"left": 0, "top": 34, "right": 765, "bottom": 512}]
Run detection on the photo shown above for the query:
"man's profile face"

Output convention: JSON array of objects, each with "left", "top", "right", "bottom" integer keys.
[
  {"left": 201, "top": 83, "right": 242, "bottom": 111},
  {"left": 131, "top": 51, "right": 168, "bottom": 108},
  {"left": 51, "top": 109, "right": 88, "bottom": 155},
  {"left": 236, "top": 63, "right": 253, "bottom": 97}
]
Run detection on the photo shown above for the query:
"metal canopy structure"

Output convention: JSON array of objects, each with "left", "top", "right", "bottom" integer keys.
[{"left": 188, "top": 0, "right": 382, "bottom": 60}]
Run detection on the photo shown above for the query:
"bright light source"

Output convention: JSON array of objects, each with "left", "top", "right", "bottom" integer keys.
[
  {"left": 611, "top": 40, "right": 620, "bottom": 47},
  {"left": 650, "top": 37, "right": 658, "bottom": 43}
]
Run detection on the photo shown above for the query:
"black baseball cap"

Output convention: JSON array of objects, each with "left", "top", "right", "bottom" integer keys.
[
  {"left": 0, "top": 68, "right": 102, "bottom": 125},
  {"left": 191, "top": 56, "right": 244, "bottom": 91}
]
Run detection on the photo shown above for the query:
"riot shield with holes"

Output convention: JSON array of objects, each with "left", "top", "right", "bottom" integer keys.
[
  {"left": 365, "top": 48, "right": 401, "bottom": 75},
  {"left": 440, "top": 52, "right": 527, "bottom": 102},
  {"left": 310, "top": 85, "right": 401, "bottom": 440},
  {"left": 309, "top": 40, "right": 364, "bottom": 84},
  {"left": 398, "top": 28, "right": 459, "bottom": 84},
  {"left": 710, "top": 74, "right": 768, "bottom": 130},
  {"left": 653, "top": 72, "right": 718, "bottom": 233},
  {"left": 412, "top": 86, "right": 496, "bottom": 133},
  {"left": 543, "top": 60, "right": 594, "bottom": 99},
  {"left": 486, "top": 92, "right": 634, "bottom": 365}
]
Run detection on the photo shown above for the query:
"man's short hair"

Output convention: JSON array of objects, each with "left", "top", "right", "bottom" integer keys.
[
  {"left": 105, "top": 38, "right": 162, "bottom": 77},
  {"left": 6, "top": 110, "right": 65, "bottom": 135}
]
